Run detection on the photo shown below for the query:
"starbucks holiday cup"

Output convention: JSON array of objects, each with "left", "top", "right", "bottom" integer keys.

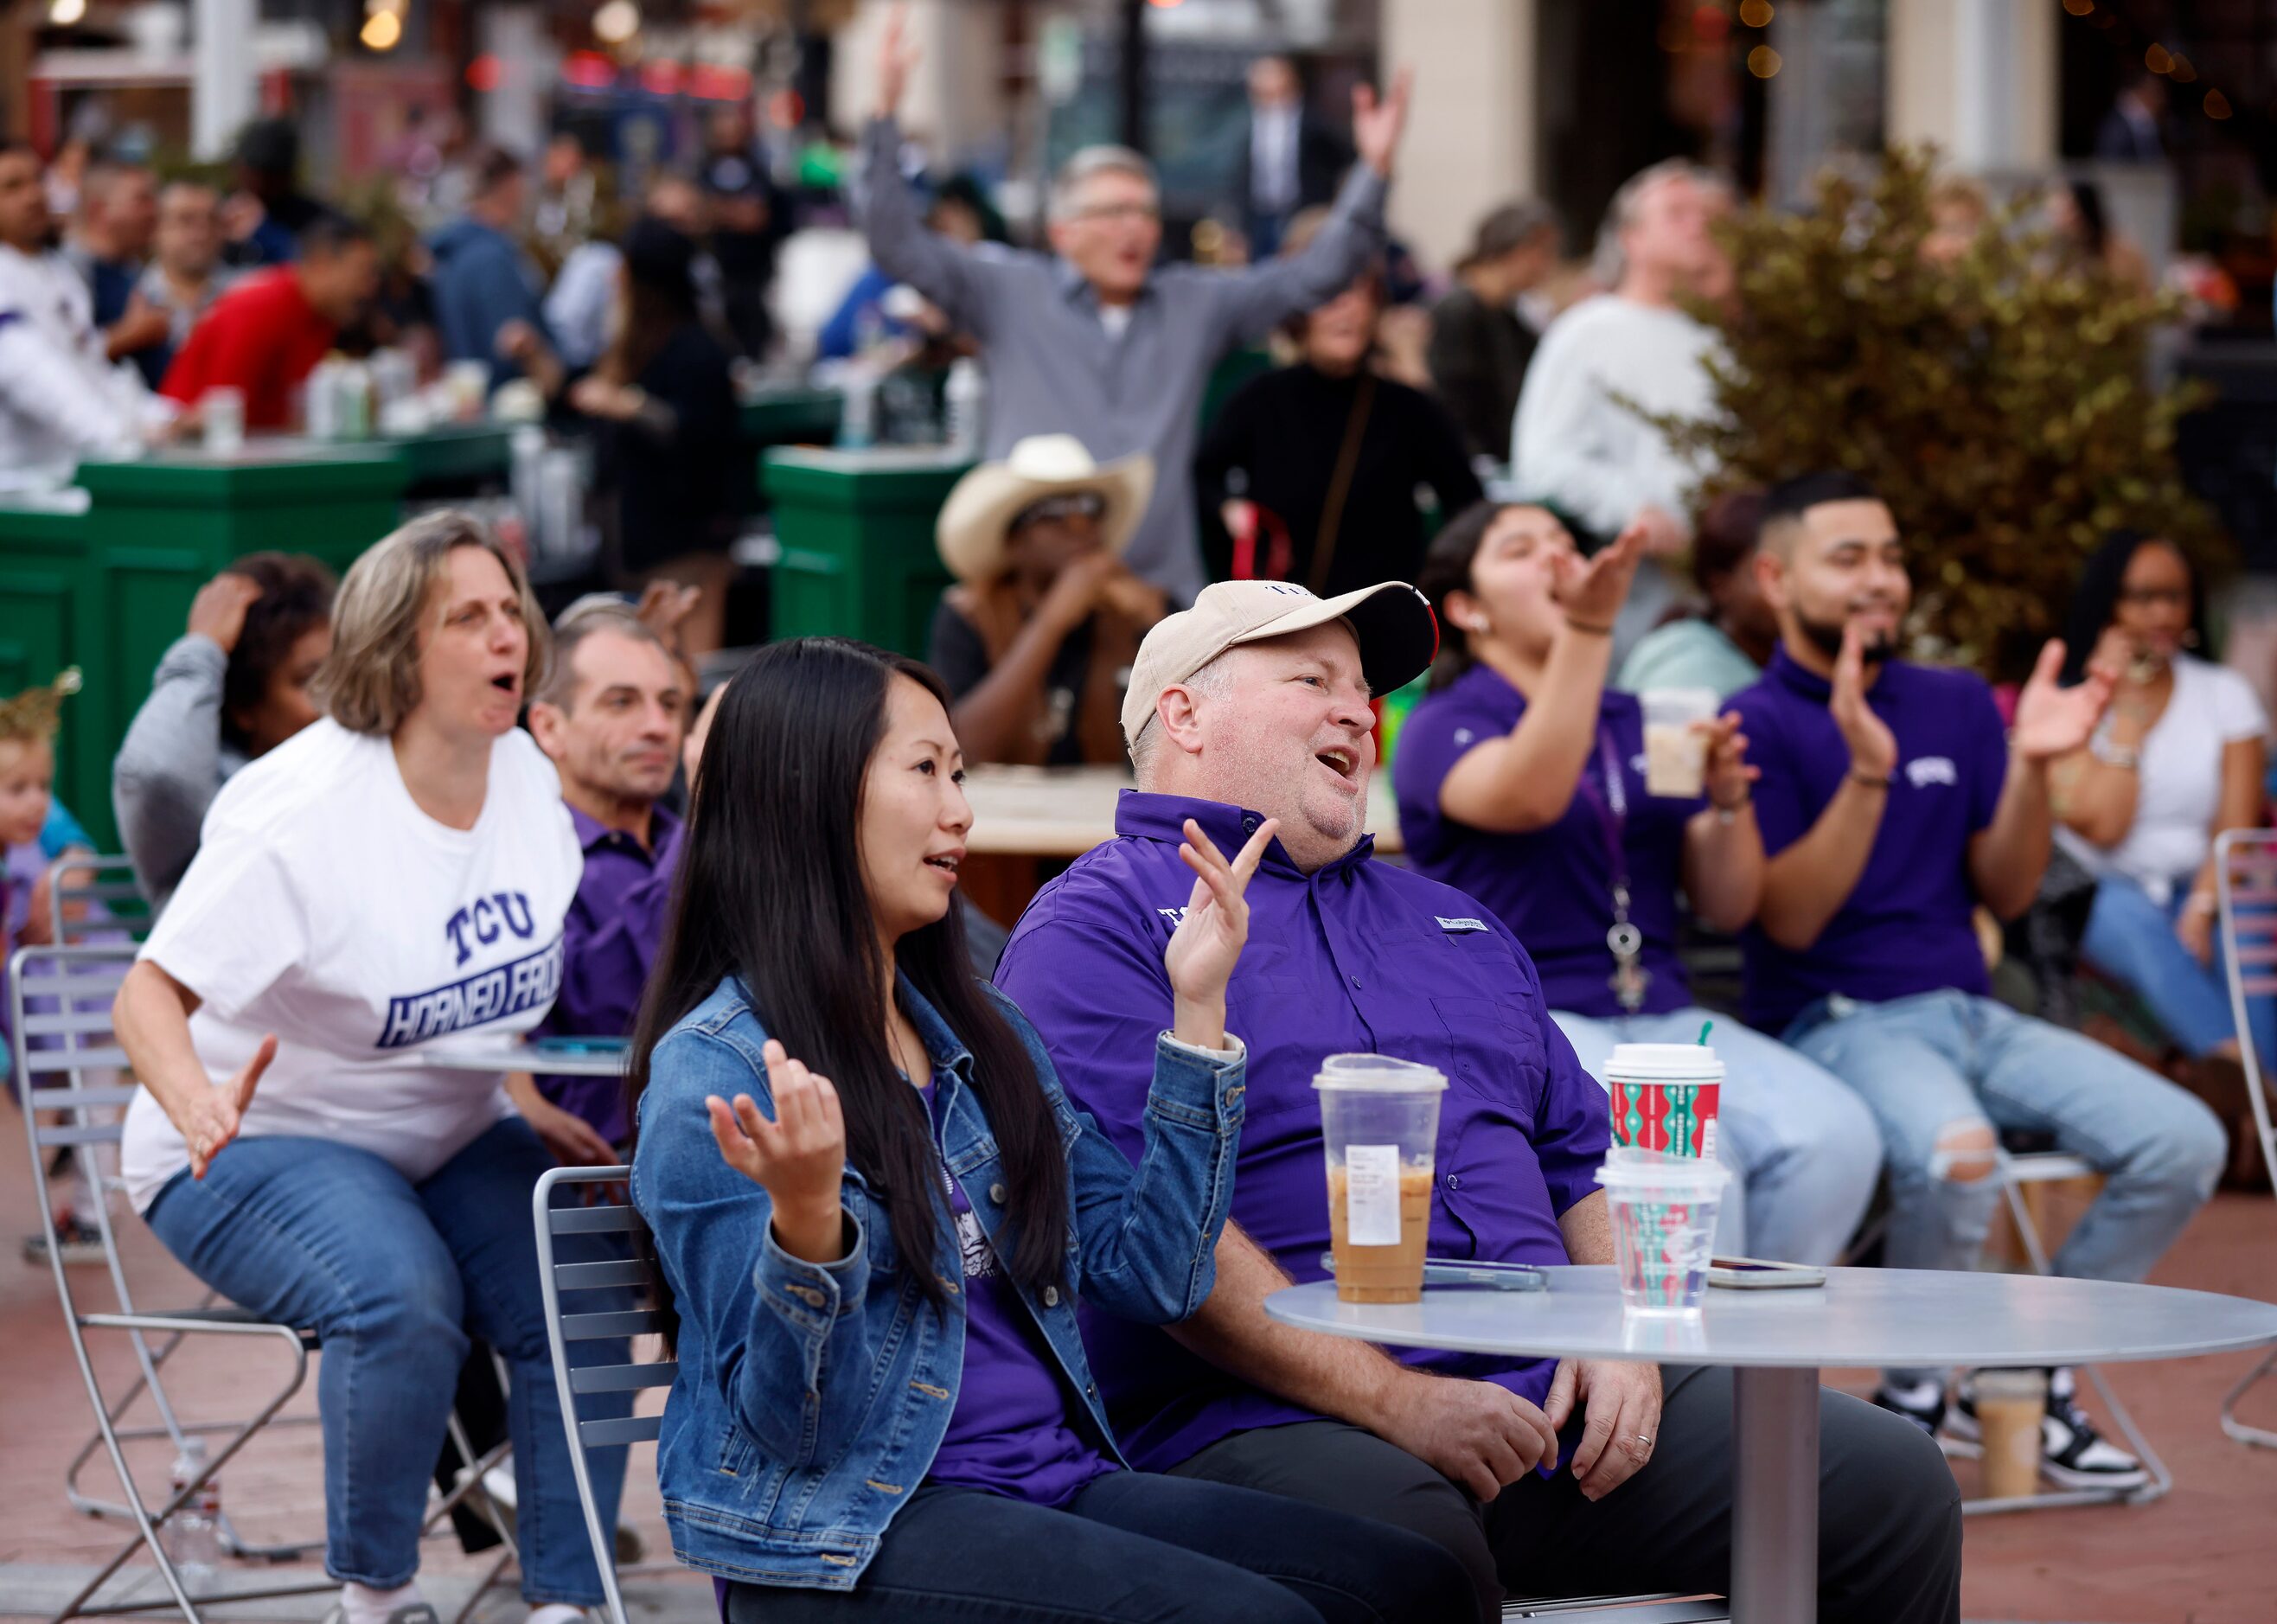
[{"left": 1606, "top": 1042, "right": 1722, "bottom": 1160}]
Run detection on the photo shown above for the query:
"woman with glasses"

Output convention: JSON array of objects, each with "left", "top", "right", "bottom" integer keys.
[{"left": 2051, "top": 529, "right": 2272, "bottom": 1183}]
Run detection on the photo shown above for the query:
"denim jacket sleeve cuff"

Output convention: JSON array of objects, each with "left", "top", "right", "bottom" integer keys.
[
  {"left": 1143, "top": 1030, "right": 1247, "bottom": 1136},
  {"left": 752, "top": 1205, "right": 869, "bottom": 1337}
]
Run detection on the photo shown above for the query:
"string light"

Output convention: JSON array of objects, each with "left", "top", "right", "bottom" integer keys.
[
  {"left": 360, "top": 8, "right": 401, "bottom": 50},
  {"left": 2145, "top": 43, "right": 2172, "bottom": 74},
  {"left": 593, "top": 1, "right": 640, "bottom": 46},
  {"left": 48, "top": 0, "right": 86, "bottom": 22},
  {"left": 1746, "top": 44, "right": 1781, "bottom": 79},
  {"left": 2061, "top": 0, "right": 2093, "bottom": 13},
  {"left": 2203, "top": 89, "right": 2231, "bottom": 119},
  {"left": 1739, "top": 0, "right": 1773, "bottom": 26},
  {"left": 2170, "top": 56, "right": 2197, "bottom": 83}
]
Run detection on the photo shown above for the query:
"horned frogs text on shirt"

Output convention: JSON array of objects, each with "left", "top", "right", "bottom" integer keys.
[{"left": 120, "top": 719, "right": 582, "bottom": 1212}]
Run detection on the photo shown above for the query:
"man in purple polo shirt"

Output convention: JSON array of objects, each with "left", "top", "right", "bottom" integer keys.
[
  {"left": 522, "top": 599, "right": 689, "bottom": 1154},
  {"left": 995, "top": 579, "right": 1961, "bottom": 1623},
  {"left": 1731, "top": 469, "right": 2227, "bottom": 1489}
]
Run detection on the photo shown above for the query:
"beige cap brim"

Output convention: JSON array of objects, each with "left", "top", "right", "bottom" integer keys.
[{"left": 1121, "top": 579, "right": 1439, "bottom": 747}]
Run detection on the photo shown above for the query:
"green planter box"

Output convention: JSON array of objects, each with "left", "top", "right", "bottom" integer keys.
[
  {"left": 0, "top": 492, "right": 95, "bottom": 844},
  {"left": 55, "top": 444, "right": 409, "bottom": 848},
  {"left": 763, "top": 446, "right": 970, "bottom": 659},
  {"left": 389, "top": 423, "right": 515, "bottom": 493}
]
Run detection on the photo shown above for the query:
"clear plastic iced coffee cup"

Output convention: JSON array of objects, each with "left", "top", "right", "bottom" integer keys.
[
  {"left": 1640, "top": 688, "right": 1720, "bottom": 798},
  {"left": 1314, "top": 1055, "right": 1448, "bottom": 1304}
]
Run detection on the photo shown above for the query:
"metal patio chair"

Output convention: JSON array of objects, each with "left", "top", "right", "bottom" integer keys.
[
  {"left": 534, "top": 1164, "right": 672, "bottom": 1624},
  {"left": 14, "top": 943, "right": 517, "bottom": 1622},
  {"left": 2213, "top": 828, "right": 2277, "bottom": 1449}
]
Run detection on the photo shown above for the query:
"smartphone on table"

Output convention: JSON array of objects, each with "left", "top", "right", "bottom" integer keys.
[{"left": 1707, "top": 1256, "right": 1827, "bottom": 1289}]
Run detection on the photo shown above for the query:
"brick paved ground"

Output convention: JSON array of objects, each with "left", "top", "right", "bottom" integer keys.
[{"left": 3, "top": 1095, "right": 2271, "bottom": 1622}]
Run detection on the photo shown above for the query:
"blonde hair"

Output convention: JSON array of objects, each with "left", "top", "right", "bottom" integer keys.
[
  {"left": 312, "top": 511, "right": 547, "bottom": 736},
  {"left": 0, "top": 668, "right": 80, "bottom": 745}
]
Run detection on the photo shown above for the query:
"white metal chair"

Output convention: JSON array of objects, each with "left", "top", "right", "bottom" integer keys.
[
  {"left": 534, "top": 1163, "right": 673, "bottom": 1624},
  {"left": 14, "top": 943, "right": 518, "bottom": 1622},
  {"left": 2213, "top": 828, "right": 2277, "bottom": 1449},
  {"left": 47, "top": 853, "right": 155, "bottom": 945}
]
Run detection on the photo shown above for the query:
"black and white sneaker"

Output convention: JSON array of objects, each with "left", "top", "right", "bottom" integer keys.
[
  {"left": 1948, "top": 1369, "right": 2148, "bottom": 1492},
  {"left": 1871, "top": 1378, "right": 1948, "bottom": 1439}
]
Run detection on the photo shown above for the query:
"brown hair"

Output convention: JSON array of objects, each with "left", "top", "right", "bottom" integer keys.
[
  {"left": 221, "top": 553, "right": 336, "bottom": 750},
  {"left": 311, "top": 511, "right": 547, "bottom": 736}
]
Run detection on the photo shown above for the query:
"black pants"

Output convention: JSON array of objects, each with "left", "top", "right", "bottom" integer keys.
[
  {"left": 1169, "top": 1368, "right": 1962, "bottom": 1624},
  {"left": 723, "top": 1469, "right": 1473, "bottom": 1624}
]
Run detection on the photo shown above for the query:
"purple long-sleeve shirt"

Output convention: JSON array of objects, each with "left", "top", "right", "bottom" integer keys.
[
  {"left": 995, "top": 791, "right": 1609, "bottom": 1474},
  {"left": 534, "top": 802, "right": 682, "bottom": 1145}
]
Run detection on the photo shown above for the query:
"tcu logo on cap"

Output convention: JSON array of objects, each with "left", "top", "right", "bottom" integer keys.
[{"left": 1260, "top": 583, "right": 1311, "bottom": 598}]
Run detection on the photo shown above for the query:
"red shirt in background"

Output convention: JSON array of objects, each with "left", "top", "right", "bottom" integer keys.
[{"left": 160, "top": 268, "right": 336, "bottom": 431}]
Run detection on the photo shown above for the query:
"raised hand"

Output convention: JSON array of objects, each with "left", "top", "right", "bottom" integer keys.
[
  {"left": 707, "top": 1039, "right": 847, "bottom": 1250},
  {"left": 1161, "top": 816, "right": 1278, "bottom": 1049},
  {"left": 1352, "top": 67, "right": 1413, "bottom": 178},
  {"left": 2012, "top": 639, "right": 2114, "bottom": 764},
  {"left": 186, "top": 1033, "right": 275, "bottom": 1179},
  {"left": 1830, "top": 620, "right": 1898, "bottom": 778},
  {"left": 187, "top": 572, "right": 264, "bottom": 654},
  {"left": 1551, "top": 519, "right": 1647, "bottom": 631},
  {"left": 873, "top": 4, "right": 921, "bottom": 120}
]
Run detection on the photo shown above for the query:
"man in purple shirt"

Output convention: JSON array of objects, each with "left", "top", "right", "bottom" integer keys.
[
  {"left": 996, "top": 579, "right": 1960, "bottom": 1623},
  {"left": 1731, "top": 470, "right": 2226, "bottom": 1489},
  {"left": 524, "top": 600, "right": 689, "bottom": 1154}
]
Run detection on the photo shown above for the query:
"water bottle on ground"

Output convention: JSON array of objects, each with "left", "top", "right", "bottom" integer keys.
[{"left": 163, "top": 1437, "right": 224, "bottom": 1582}]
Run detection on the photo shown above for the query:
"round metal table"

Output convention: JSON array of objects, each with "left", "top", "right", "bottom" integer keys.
[
  {"left": 377, "top": 1039, "right": 629, "bottom": 1077},
  {"left": 1266, "top": 1266, "right": 2277, "bottom": 1623}
]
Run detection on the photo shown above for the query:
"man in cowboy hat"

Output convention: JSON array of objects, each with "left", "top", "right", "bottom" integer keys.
[{"left": 929, "top": 433, "right": 1163, "bottom": 767}]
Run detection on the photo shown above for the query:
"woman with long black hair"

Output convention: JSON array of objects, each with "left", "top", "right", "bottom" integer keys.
[{"left": 628, "top": 638, "right": 1468, "bottom": 1623}]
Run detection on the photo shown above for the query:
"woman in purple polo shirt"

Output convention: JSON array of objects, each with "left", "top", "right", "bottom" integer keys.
[
  {"left": 628, "top": 638, "right": 1470, "bottom": 1624},
  {"left": 1394, "top": 501, "right": 1884, "bottom": 1265}
]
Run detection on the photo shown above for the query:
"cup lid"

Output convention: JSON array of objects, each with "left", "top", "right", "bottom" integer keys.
[
  {"left": 1594, "top": 1147, "right": 1730, "bottom": 1192},
  {"left": 1604, "top": 1042, "right": 1724, "bottom": 1081},
  {"left": 1311, "top": 1053, "right": 1449, "bottom": 1092}
]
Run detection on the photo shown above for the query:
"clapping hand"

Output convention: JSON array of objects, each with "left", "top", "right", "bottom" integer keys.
[
  {"left": 1551, "top": 520, "right": 1647, "bottom": 632},
  {"left": 1830, "top": 620, "right": 1897, "bottom": 779},
  {"left": 2012, "top": 639, "right": 2114, "bottom": 764},
  {"left": 1161, "top": 816, "right": 1277, "bottom": 1050},
  {"left": 707, "top": 1040, "right": 848, "bottom": 1255},
  {"left": 1353, "top": 68, "right": 1414, "bottom": 178},
  {"left": 184, "top": 1034, "right": 276, "bottom": 1179}
]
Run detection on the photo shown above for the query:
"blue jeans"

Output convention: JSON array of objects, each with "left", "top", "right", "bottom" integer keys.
[
  {"left": 1788, "top": 989, "right": 2226, "bottom": 1379},
  {"left": 144, "top": 1119, "right": 617, "bottom": 1604},
  {"left": 724, "top": 1469, "right": 1474, "bottom": 1624},
  {"left": 2080, "top": 872, "right": 2277, "bottom": 1062},
  {"left": 1552, "top": 1007, "right": 1884, "bottom": 1265}
]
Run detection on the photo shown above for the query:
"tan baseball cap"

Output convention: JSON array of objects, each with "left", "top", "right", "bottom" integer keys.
[{"left": 1121, "top": 579, "right": 1439, "bottom": 748}]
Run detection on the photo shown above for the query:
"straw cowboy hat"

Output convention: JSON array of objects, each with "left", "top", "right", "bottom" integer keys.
[{"left": 935, "top": 435, "right": 1154, "bottom": 584}]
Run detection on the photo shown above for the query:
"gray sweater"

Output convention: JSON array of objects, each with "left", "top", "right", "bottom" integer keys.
[
  {"left": 857, "top": 116, "right": 1387, "bottom": 604},
  {"left": 111, "top": 635, "right": 248, "bottom": 914}
]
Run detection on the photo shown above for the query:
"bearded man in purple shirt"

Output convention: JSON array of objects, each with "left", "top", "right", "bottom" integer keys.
[
  {"left": 1730, "top": 470, "right": 2226, "bottom": 1490},
  {"left": 995, "top": 579, "right": 1961, "bottom": 1623},
  {"left": 523, "top": 599, "right": 689, "bottom": 1156}
]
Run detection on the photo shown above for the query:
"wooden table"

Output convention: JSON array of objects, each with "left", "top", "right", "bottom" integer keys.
[{"left": 959, "top": 764, "right": 1403, "bottom": 924}]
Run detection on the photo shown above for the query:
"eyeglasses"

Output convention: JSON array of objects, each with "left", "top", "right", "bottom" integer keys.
[
  {"left": 1071, "top": 201, "right": 1160, "bottom": 224},
  {"left": 2117, "top": 586, "right": 2190, "bottom": 609},
  {"left": 1013, "top": 493, "right": 1108, "bottom": 530}
]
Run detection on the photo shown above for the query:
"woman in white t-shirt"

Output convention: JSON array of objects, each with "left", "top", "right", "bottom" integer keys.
[
  {"left": 112, "top": 514, "right": 604, "bottom": 1624},
  {"left": 2052, "top": 531, "right": 2274, "bottom": 1084}
]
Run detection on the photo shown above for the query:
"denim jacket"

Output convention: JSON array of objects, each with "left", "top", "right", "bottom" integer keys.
[{"left": 630, "top": 971, "right": 1247, "bottom": 1590}]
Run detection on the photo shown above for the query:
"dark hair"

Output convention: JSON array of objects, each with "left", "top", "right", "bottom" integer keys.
[
  {"left": 627, "top": 639, "right": 1070, "bottom": 1342},
  {"left": 468, "top": 144, "right": 526, "bottom": 199},
  {"left": 220, "top": 553, "right": 336, "bottom": 751},
  {"left": 2058, "top": 528, "right": 2203, "bottom": 684},
  {"left": 1761, "top": 469, "right": 1879, "bottom": 531},
  {"left": 1692, "top": 489, "right": 1769, "bottom": 596},
  {"left": 297, "top": 210, "right": 371, "bottom": 259},
  {"left": 1416, "top": 499, "right": 1515, "bottom": 692},
  {"left": 2063, "top": 178, "right": 2110, "bottom": 259},
  {"left": 605, "top": 217, "right": 699, "bottom": 383}
]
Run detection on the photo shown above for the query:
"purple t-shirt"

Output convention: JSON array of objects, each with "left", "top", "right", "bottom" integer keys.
[
  {"left": 917, "top": 1075, "right": 1115, "bottom": 1506},
  {"left": 1395, "top": 665, "right": 1700, "bottom": 1019},
  {"left": 1731, "top": 648, "right": 2010, "bottom": 1033},
  {"left": 532, "top": 803, "right": 683, "bottom": 1145},
  {"left": 995, "top": 792, "right": 1609, "bottom": 1474}
]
